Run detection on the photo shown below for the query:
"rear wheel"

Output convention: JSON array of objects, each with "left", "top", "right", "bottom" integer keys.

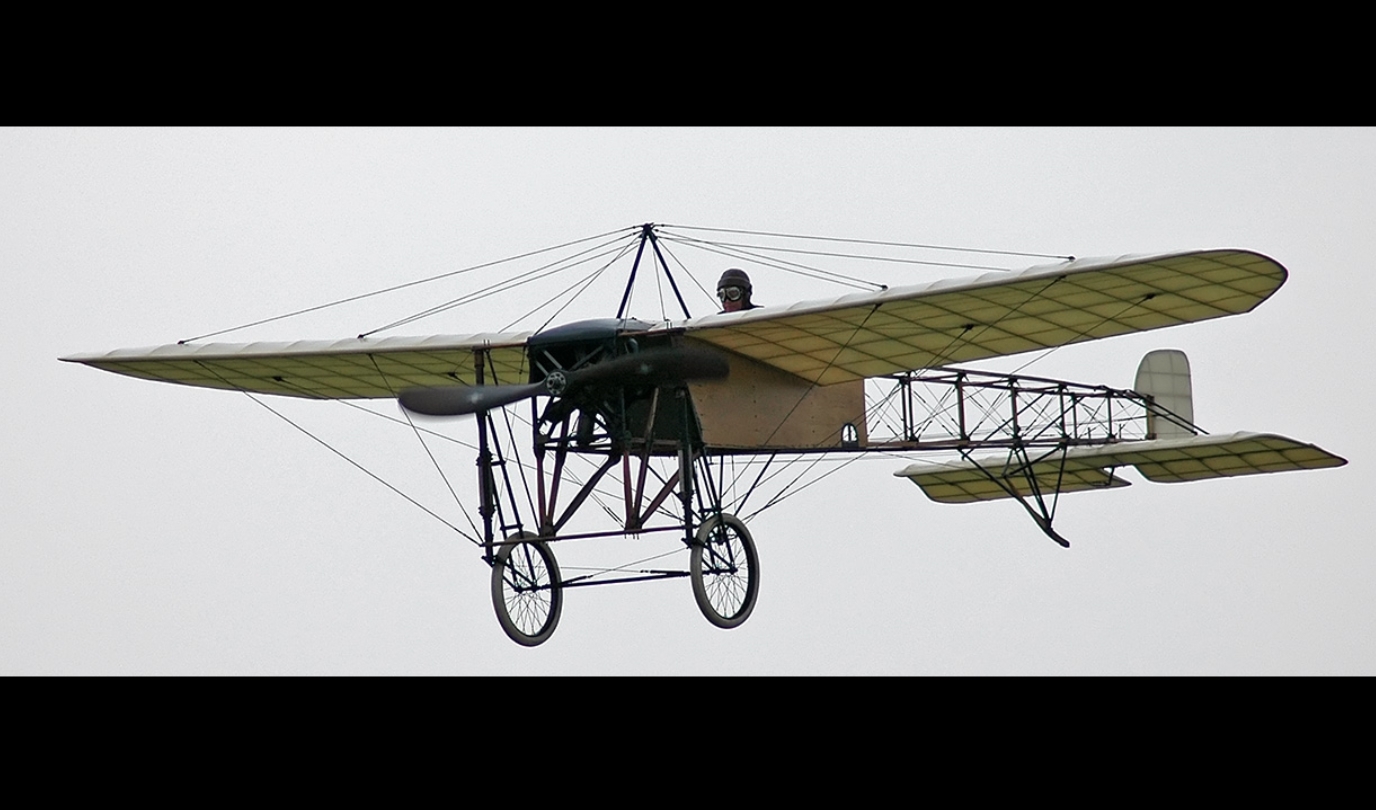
[
  {"left": 491, "top": 534, "right": 563, "bottom": 646},
  {"left": 690, "top": 514, "right": 758, "bottom": 629}
]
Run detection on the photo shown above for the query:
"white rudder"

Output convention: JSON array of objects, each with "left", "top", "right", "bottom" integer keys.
[{"left": 1134, "top": 349, "right": 1195, "bottom": 438}]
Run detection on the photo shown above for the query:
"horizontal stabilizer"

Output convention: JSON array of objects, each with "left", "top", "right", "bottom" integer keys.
[
  {"left": 894, "top": 454, "right": 1132, "bottom": 504},
  {"left": 895, "top": 432, "right": 1346, "bottom": 503},
  {"left": 1109, "top": 432, "right": 1347, "bottom": 483}
]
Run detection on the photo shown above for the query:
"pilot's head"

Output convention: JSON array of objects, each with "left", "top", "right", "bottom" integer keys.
[{"left": 717, "top": 268, "right": 753, "bottom": 312}]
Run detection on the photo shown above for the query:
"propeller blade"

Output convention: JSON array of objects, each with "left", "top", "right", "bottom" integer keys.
[
  {"left": 569, "top": 346, "right": 729, "bottom": 388},
  {"left": 399, "top": 382, "right": 545, "bottom": 416},
  {"left": 397, "top": 346, "right": 729, "bottom": 417}
]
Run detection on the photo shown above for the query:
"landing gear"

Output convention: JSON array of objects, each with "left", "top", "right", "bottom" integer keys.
[
  {"left": 470, "top": 326, "right": 761, "bottom": 645},
  {"left": 691, "top": 513, "right": 759, "bottom": 629},
  {"left": 491, "top": 533, "right": 563, "bottom": 647}
]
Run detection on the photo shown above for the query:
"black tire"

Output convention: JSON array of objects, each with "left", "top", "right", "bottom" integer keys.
[
  {"left": 491, "top": 535, "right": 563, "bottom": 647},
  {"left": 690, "top": 514, "right": 759, "bottom": 629}
]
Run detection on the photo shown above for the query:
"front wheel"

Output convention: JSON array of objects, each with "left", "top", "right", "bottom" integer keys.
[
  {"left": 690, "top": 514, "right": 758, "bottom": 629},
  {"left": 491, "top": 534, "right": 563, "bottom": 646}
]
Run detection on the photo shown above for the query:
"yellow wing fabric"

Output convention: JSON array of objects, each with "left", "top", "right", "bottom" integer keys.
[
  {"left": 61, "top": 333, "right": 533, "bottom": 399},
  {"left": 678, "top": 250, "right": 1287, "bottom": 385},
  {"left": 893, "top": 457, "right": 1132, "bottom": 504}
]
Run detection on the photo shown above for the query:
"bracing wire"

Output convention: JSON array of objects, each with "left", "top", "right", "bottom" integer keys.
[
  {"left": 368, "top": 355, "right": 480, "bottom": 538},
  {"left": 240, "top": 391, "right": 481, "bottom": 545},
  {"left": 520, "top": 239, "right": 640, "bottom": 334},
  {"left": 191, "top": 356, "right": 484, "bottom": 544},
  {"left": 179, "top": 226, "right": 635, "bottom": 344},
  {"left": 660, "top": 224, "right": 1072, "bottom": 261},
  {"left": 658, "top": 232, "right": 888, "bottom": 290},
  {"left": 362, "top": 233, "right": 637, "bottom": 337},
  {"left": 665, "top": 232, "right": 1012, "bottom": 280}
]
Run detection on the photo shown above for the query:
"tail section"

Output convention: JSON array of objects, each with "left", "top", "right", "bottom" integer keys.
[{"left": 894, "top": 347, "right": 1345, "bottom": 545}]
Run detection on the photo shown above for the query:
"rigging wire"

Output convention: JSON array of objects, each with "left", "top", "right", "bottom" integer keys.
[
  {"left": 335, "top": 400, "right": 478, "bottom": 449},
  {"left": 361, "top": 234, "right": 635, "bottom": 337},
  {"left": 368, "top": 355, "right": 480, "bottom": 539},
  {"left": 660, "top": 224, "right": 1072, "bottom": 261},
  {"left": 659, "top": 232, "right": 888, "bottom": 290},
  {"left": 664, "top": 231, "right": 1013, "bottom": 279},
  {"left": 520, "top": 240, "right": 639, "bottom": 334},
  {"left": 738, "top": 452, "right": 872, "bottom": 524},
  {"left": 728, "top": 453, "right": 773, "bottom": 518},
  {"left": 179, "top": 226, "right": 635, "bottom": 344},
  {"left": 190, "top": 357, "right": 484, "bottom": 544},
  {"left": 181, "top": 223, "right": 1070, "bottom": 346},
  {"left": 240, "top": 391, "right": 481, "bottom": 545}
]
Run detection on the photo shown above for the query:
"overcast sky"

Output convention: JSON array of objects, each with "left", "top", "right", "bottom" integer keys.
[{"left": 3, "top": 127, "right": 1371, "bottom": 674}]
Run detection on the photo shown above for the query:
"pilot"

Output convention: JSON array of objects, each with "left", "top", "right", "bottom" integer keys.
[{"left": 717, "top": 268, "right": 760, "bottom": 313}]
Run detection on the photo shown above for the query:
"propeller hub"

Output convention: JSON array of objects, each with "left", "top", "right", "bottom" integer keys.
[{"left": 544, "top": 369, "right": 570, "bottom": 396}]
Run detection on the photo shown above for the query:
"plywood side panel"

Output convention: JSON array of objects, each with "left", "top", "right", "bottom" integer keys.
[{"left": 687, "top": 347, "right": 867, "bottom": 450}]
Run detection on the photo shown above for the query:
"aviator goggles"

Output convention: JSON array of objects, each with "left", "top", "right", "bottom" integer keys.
[{"left": 718, "top": 285, "right": 746, "bottom": 302}]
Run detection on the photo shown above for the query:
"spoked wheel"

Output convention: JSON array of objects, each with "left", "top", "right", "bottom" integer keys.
[
  {"left": 491, "top": 533, "right": 563, "bottom": 647},
  {"left": 691, "top": 513, "right": 759, "bottom": 629}
]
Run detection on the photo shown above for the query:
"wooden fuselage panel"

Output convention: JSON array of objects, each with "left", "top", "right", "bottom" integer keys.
[{"left": 686, "top": 342, "right": 867, "bottom": 450}]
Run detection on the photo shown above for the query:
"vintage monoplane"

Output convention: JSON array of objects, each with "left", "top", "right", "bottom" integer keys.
[{"left": 62, "top": 224, "right": 1347, "bottom": 645}]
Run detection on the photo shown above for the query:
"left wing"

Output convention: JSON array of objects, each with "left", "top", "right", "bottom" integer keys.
[
  {"left": 676, "top": 250, "right": 1287, "bottom": 385},
  {"left": 60, "top": 332, "right": 533, "bottom": 399}
]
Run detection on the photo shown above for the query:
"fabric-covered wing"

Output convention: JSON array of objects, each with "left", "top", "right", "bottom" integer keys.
[
  {"left": 60, "top": 332, "right": 533, "bottom": 399},
  {"left": 895, "top": 432, "right": 1347, "bottom": 504},
  {"left": 677, "top": 250, "right": 1287, "bottom": 385}
]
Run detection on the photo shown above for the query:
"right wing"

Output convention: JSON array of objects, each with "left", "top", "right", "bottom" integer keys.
[{"left": 674, "top": 250, "right": 1288, "bottom": 386}]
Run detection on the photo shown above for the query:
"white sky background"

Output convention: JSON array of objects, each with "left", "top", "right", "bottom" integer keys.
[{"left": 3, "top": 127, "right": 1371, "bottom": 675}]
